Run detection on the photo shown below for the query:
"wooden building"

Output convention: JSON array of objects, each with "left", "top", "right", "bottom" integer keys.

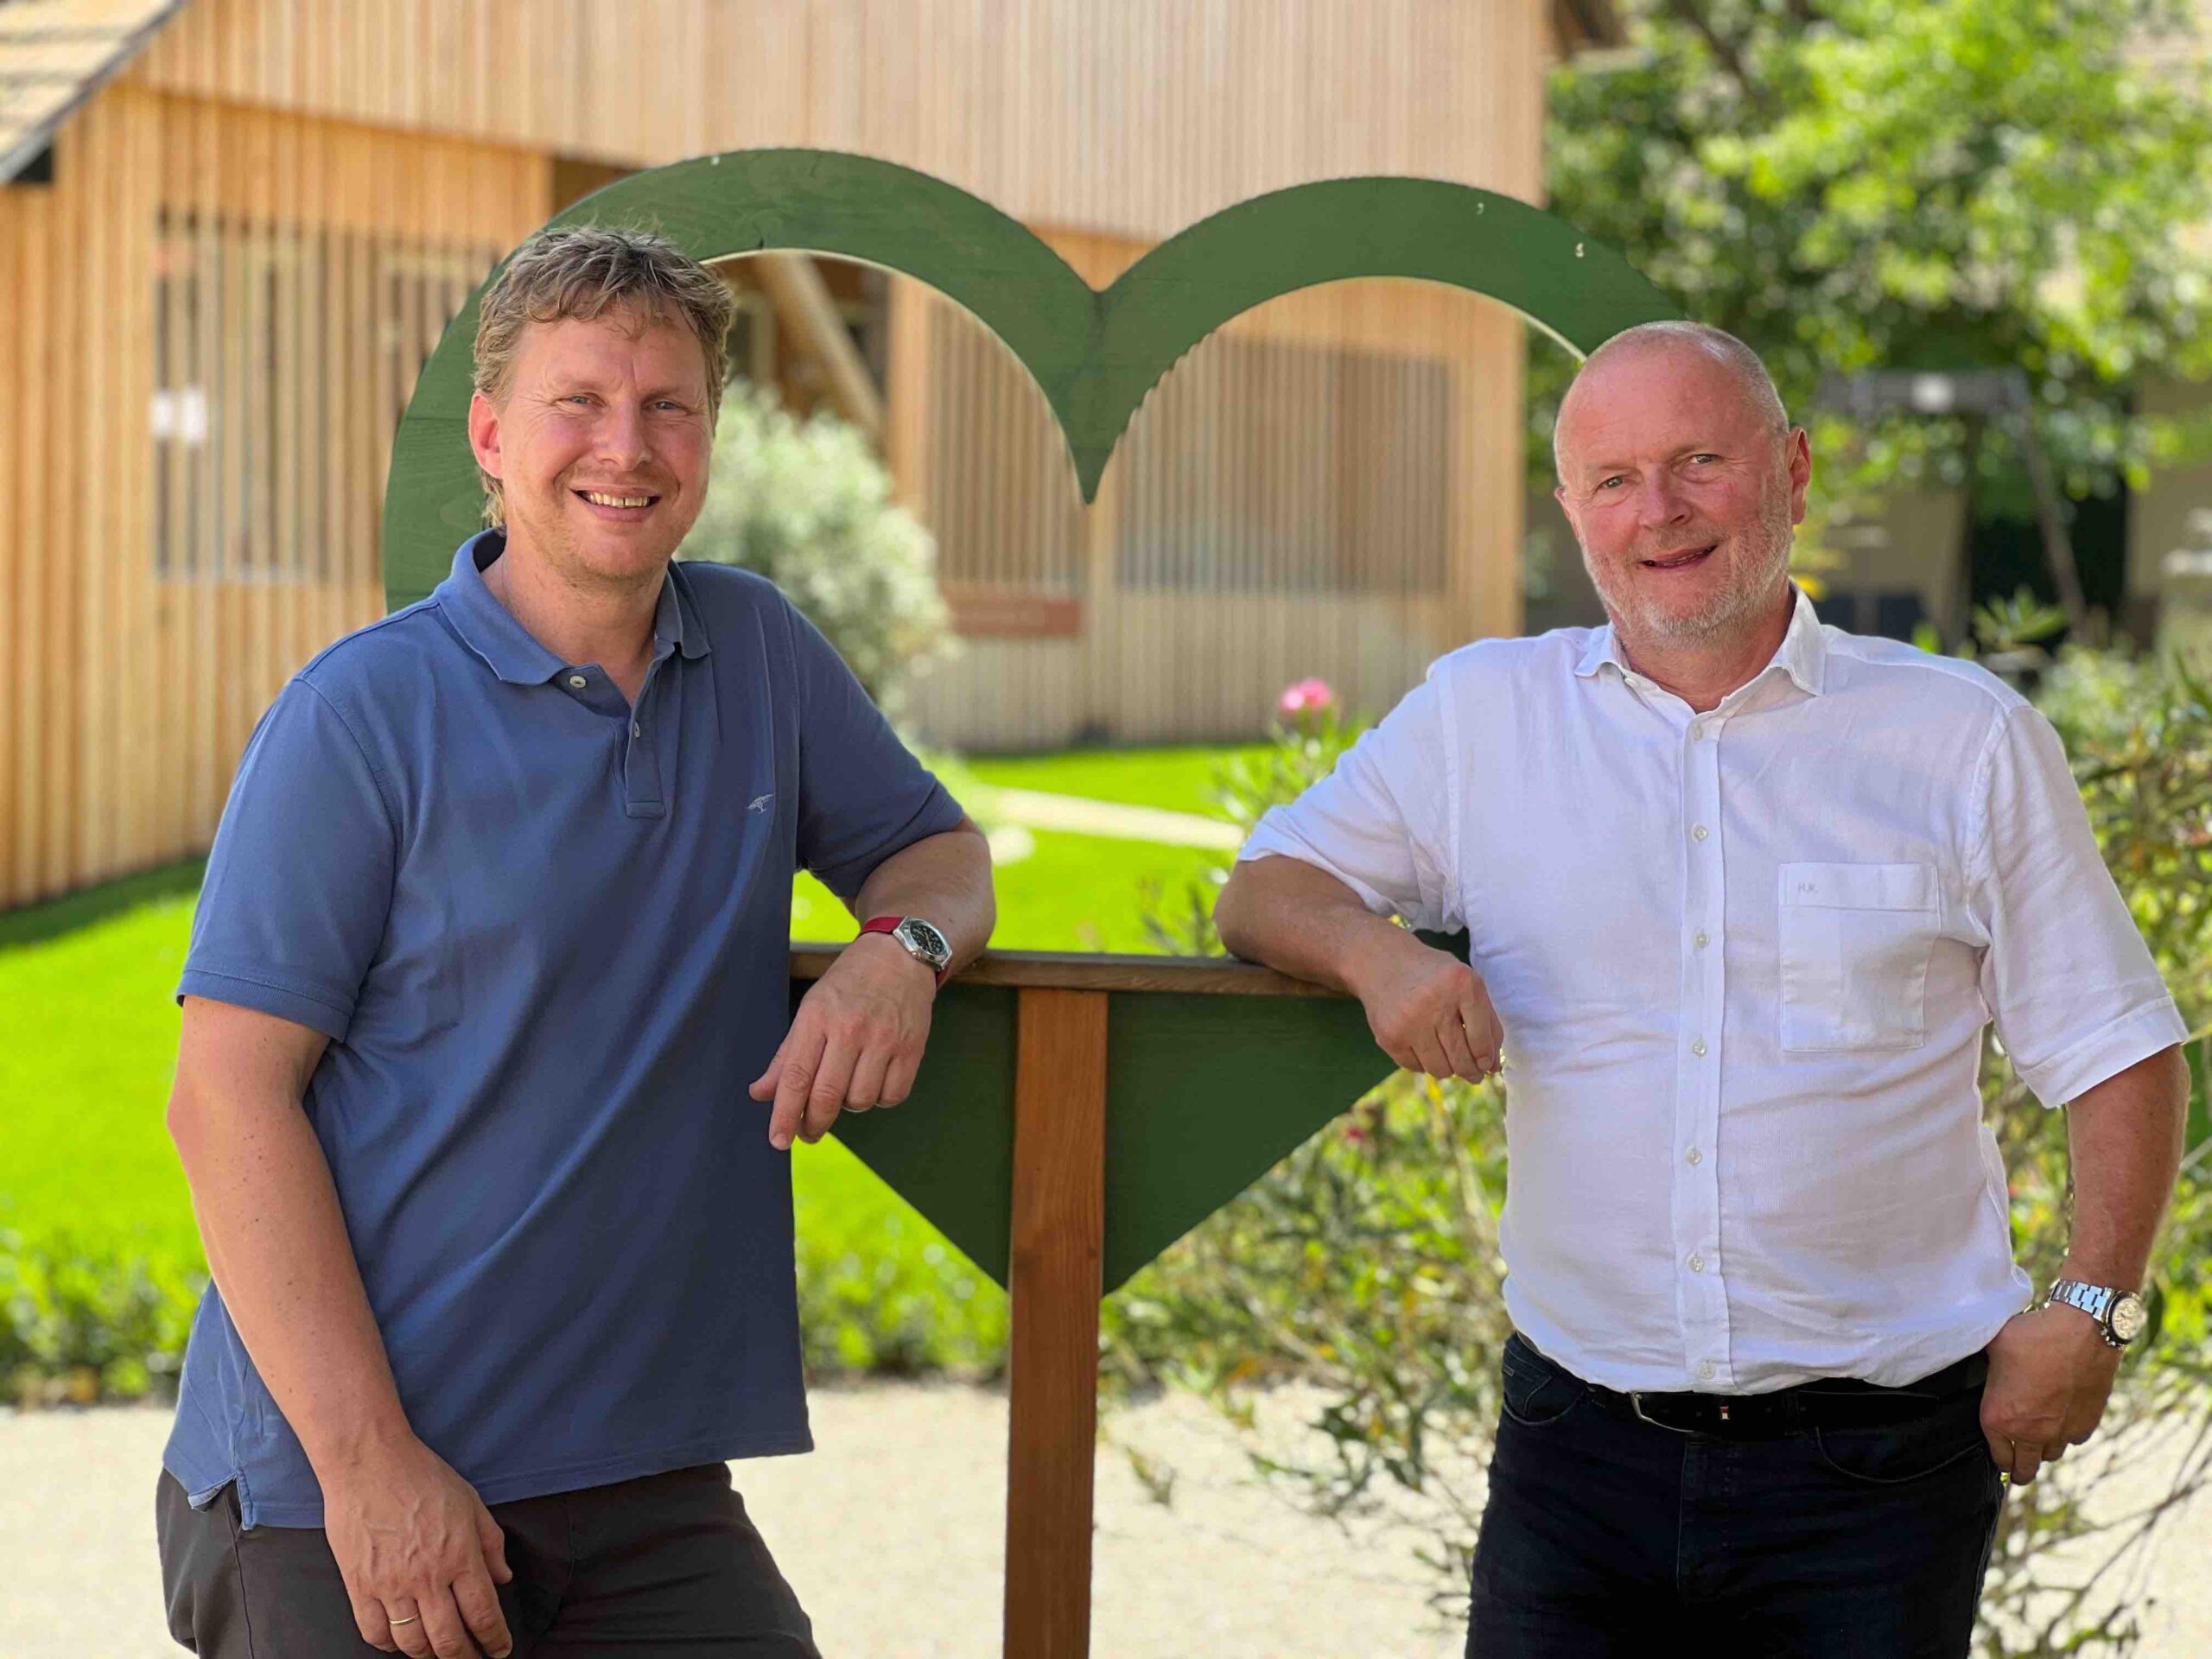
[{"left": 0, "top": 0, "right": 1624, "bottom": 909}]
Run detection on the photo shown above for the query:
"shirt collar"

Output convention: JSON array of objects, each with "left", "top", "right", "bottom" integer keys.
[
  {"left": 438, "top": 529, "right": 712, "bottom": 684},
  {"left": 1573, "top": 582, "right": 1827, "bottom": 700}
]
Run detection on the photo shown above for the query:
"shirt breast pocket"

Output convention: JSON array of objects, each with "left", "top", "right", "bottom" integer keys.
[{"left": 1777, "top": 861, "right": 1940, "bottom": 1053}]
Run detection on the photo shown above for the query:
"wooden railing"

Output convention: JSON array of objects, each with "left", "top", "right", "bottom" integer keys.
[{"left": 789, "top": 944, "right": 1350, "bottom": 1659}]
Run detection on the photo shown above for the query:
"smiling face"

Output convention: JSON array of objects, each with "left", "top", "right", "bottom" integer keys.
[
  {"left": 1553, "top": 340, "right": 1810, "bottom": 656},
  {"left": 467, "top": 303, "right": 715, "bottom": 592}
]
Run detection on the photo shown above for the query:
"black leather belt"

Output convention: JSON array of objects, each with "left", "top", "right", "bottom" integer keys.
[{"left": 1524, "top": 1339, "right": 1988, "bottom": 1440}]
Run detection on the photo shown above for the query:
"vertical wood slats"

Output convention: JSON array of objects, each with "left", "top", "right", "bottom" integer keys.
[
  {"left": 130, "top": 0, "right": 1544, "bottom": 255},
  {"left": 899, "top": 248, "right": 1522, "bottom": 751},
  {"left": 0, "top": 85, "right": 549, "bottom": 908}
]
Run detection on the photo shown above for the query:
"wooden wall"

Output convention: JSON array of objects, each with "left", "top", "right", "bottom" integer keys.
[
  {"left": 0, "top": 84, "right": 548, "bottom": 907},
  {"left": 128, "top": 0, "right": 1548, "bottom": 242},
  {"left": 895, "top": 230, "right": 1524, "bottom": 749}
]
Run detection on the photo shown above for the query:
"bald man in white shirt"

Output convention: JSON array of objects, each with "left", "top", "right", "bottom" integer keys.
[{"left": 1217, "top": 321, "right": 2189, "bottom": 1658}]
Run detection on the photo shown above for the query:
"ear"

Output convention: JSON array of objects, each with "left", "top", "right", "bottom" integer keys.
[
  {"left": 1552, "top": 479, "right": 1580, "bottom": 539},
  {"left": 1785, "top": 427, "right": 1812, "bottom": 525},
  {"left": 467, "top": 389, "right": 503, "bottom": 484}
]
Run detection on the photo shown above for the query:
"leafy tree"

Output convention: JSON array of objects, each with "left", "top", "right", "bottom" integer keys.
[{"left": 1538, "top": 0, "right": 2212, "bottom": 523}]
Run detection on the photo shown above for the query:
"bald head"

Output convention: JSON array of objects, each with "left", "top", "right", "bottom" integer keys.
[
  {"left": 1548, "top": 319, "right": 1810, "bottom": 662},
  {"left": 1554, "top": 322, "right": 1789, "bottom": 480}
]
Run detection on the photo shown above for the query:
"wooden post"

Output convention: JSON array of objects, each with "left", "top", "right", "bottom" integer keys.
[{"left": 1003, "top": 986, "right": 1110, "bottom": 1659}]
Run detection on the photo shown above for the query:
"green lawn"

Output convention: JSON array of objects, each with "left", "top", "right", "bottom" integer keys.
[
  {"left": 964, "top": 743, "right": 1270, "bottom": 818},
  {"left": 0, "top": 753, "right": 1235, "bottom": 1384}
]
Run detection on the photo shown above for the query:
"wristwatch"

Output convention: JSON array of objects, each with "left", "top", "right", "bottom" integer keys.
[
  {"left": 859, "top": 915, "right": 953, "bottom": 987},
  {"left": 2043, "top": 1279, "right": 2149, "bottom": 1350}
]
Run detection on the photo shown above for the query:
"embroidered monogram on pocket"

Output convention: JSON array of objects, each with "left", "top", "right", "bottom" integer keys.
[{"left": 1777, "top": 861, "right": 1939, "bottom": 1052}]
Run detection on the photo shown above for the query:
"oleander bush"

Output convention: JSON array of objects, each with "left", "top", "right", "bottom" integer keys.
[{"left": 1112, "top": 626, "right": 2212, "bottom": 1656}]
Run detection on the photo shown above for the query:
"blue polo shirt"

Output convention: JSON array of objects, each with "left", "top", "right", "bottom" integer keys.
[{"left": 164, "top": 531, "right": 963, "bottom": 1528}]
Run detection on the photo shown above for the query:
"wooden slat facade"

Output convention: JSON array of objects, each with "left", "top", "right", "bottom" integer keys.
[
  {"left": 894, "top": 226, "right": 1525, "bottom": 747},
  {"left": 0, "top": 83, "right": 548, "bottom": 906},
  {"left": 3, "top": 0, "right": 1563, "bottom": 906},
  {"left": 130, "top": 0, "right": 1545, "bottom": 242}
]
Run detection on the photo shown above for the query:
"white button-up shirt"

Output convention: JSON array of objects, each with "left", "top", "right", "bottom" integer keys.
[{"left": 1241, "top": 588, "right": 2185, "bottom": 1394}]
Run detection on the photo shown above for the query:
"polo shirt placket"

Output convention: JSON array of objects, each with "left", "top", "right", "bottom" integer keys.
[{"left": 557, "top": 654, "right": 671, "bottom": 820}]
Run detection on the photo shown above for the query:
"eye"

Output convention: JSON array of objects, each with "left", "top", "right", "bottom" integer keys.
[
  {"left": 1598, "top": 476, "right": 1626, "bottom": 491},
  {"left": 1688, "top": 453, "right": 1719, "bottom": 465}
]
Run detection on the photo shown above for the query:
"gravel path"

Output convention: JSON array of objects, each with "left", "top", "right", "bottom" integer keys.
[{"left": 3, "top": 1383, "right": 2206, "bottom": 1656}]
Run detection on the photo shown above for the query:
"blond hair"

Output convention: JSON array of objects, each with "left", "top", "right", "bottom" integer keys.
[{"left": 471, "top": 225, "right": 736, "bottom": 526}]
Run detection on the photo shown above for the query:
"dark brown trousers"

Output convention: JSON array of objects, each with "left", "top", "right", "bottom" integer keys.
[{"left": 156, "top": 1463, "right": 820, "bottom": 1657}]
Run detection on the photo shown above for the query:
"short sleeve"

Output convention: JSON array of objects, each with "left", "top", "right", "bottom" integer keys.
[
  {"left": 177, "top": 679, "right": 398, "bottom": 1042},
  {"left": 1237, "top": 667, "right": 1459, "bottom": 933},
  {"left": 788, "top": 602, "right": 965, "bottom": 900},
  {"left": 1968, "top": 703, "right": 2186, "bottom": 1107}
]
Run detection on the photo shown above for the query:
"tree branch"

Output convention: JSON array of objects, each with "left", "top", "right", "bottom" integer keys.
[{"left": 1665, "top": 0, "right": 1770, "bottom": 110}]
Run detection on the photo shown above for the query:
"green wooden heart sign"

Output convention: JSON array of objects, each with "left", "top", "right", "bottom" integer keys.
[{"left": 380, "top": 149, "right": 1679, "bottom": 1292}]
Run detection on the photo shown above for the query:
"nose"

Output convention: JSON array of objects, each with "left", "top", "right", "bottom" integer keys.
[
  {"left": 594, "top": 401, "right": 652, "bottom": 471},
  {"left": 1636, "top": 472, "right": 1691, "bottom": 531}
]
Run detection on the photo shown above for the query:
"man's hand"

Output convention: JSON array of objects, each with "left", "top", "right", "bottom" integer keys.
[
  {"left": 1344, "top": 925, "right": 1504, "bottom": 1085},
  {"left": 750, "top": 933, "right": 937, "bottom": 1148},
  {"left": 320, "top": 1433, "right": 513, "bottom": 1657},
  {"left": 1980, "top": 1300, "right": 2125, "bottom": 1487}
]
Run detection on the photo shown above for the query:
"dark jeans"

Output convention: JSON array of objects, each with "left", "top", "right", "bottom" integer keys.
[
  {"left": 157, "top": 1463, "right": 819, "bottom": 1657},
  {"left": 1468, "top": 1334, "right": 2004, "bottom": 1658}
]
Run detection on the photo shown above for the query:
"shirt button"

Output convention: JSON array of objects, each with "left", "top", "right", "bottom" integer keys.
[
  {"left": 632, "top": 721, "right": 642, "bottom": 737},
  {"left": 568, "top": 674, "right": 588, "bottom": 690},
  {"left": 1688, "top": 1254, "right": 1705, "bottom": 1273},
  {"left": 1685, "top": 1147, "right": 1703, "bottom": 1166},
  {"left": 1697, "top": 1360, "right": 1715, "bottom": 1381},
  {"left": 1691, "top": 824, "right": 1709, "bottom": 842},
  {"left": 1694, "top": 931, "right": 1710, "bottom": 948},
  {"left": 1692, "top": 1039, "right": 1707, "bottom": 1057}
]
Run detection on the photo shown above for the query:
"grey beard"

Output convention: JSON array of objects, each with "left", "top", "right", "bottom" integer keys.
[{"left": 1587, "top": 501, "right": 1795, "bottom": 648}]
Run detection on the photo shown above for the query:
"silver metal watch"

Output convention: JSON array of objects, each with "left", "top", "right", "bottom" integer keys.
[
  {"left": 2043, "top": 1279, "right": 2149, "bottom": 1350},
  {"left": 893, "top": 916, "right": 951, "bottom": 978}
]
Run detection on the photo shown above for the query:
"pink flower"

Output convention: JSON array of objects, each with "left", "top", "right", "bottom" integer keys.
[{"left": 1278, "top": 677, "right": 1335, "bottom": 720}]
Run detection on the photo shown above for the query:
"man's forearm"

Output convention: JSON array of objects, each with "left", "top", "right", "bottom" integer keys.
[
  {"left": 169, "top": 1016, "right": 414, "bottom": 1477},
  {"left": 1216, "top": 853, "right": 1422, "bottom": 995},
  {"left": 849, "top": 817, "right": 995, "bottom": 970},
  {"left": 2058, "top": 1043, "right": 2190, "bottom": 1288}
]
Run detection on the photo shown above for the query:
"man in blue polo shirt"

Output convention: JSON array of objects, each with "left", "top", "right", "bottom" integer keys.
[{"left": 156, "top": 226, "right": 995, "bottom": 1657}]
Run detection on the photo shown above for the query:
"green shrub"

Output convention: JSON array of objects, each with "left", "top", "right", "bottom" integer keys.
[
  {"left": 1118, "top": 638, "right": 2212, "bottom": 1654},
  {"left": 0, "top": 1227, "right": 202, "bottom": 1407},
  {"left": 797, "top": 1217, "right": 1008, "bottom": 1379},
  {"left": 683, "top": 380, "right": 951, "bottom": 715}
]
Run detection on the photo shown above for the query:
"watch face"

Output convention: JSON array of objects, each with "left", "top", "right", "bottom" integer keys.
[
  {"left": 2109, "top": 1293, "right": 2148, "bottom": 1344},
  {"left": 896, "top": 918, "right": 951, "bottom": 969}
]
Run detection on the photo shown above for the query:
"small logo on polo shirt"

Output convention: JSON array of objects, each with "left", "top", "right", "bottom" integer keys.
[{"left": 748, "top": 794, "right": 772, "bottom": 814}]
